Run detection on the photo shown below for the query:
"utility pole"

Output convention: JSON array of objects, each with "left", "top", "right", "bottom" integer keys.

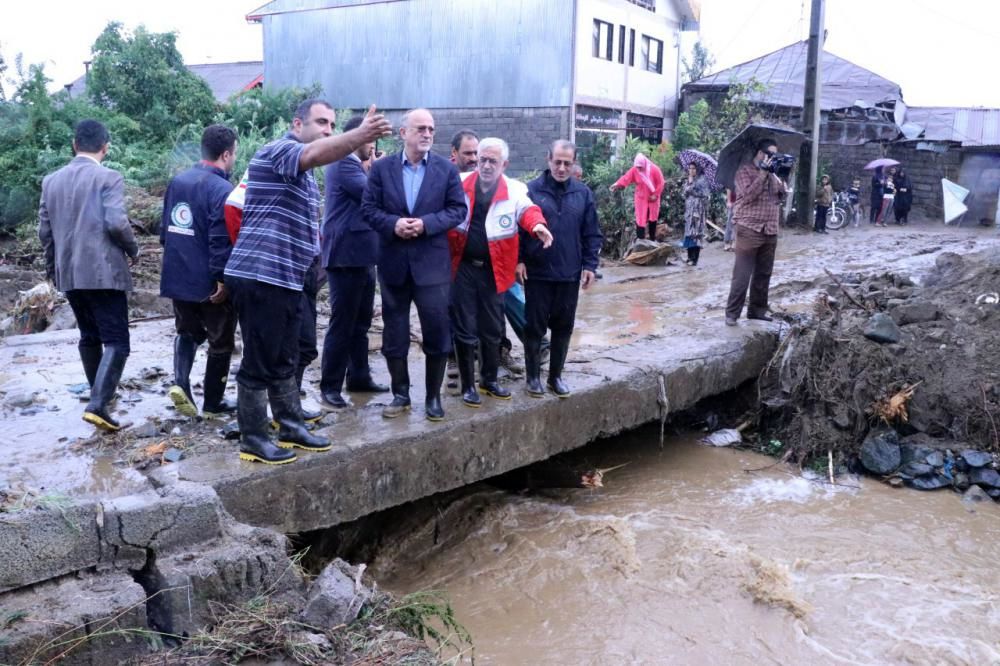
[{"left": 793, "top": 0, "right": 824, "bottom": 227}]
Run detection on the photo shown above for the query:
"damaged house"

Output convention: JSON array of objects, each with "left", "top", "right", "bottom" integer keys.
[{"left": 682, "top": 41, "right": 1000, "bottom": 222}]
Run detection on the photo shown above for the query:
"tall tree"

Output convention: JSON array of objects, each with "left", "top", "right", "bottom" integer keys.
[
  {"left": 87, "top": 22, "right": 216, "bottom": 141},
  {"left": 682, "top": 41, "right": 716, "bottom": 84}
]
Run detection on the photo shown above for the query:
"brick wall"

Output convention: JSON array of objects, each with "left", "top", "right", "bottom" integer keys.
[
  {"left": 818, "top": 142, "right": 963, "bottom": 219},
  {"left": 382, "top": 107, "right": 572, "bottom": 176}
]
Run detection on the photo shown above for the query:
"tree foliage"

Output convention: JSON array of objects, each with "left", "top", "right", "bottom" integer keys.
[
  {"left": 87, "top": 22, "right": 217, "bottom": 142},
  {"left": 682, "top": 41, "right": 715, "bottom": 84}
]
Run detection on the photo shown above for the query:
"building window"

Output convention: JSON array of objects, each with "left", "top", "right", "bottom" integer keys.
[
  {"left": 618, "top": 25, "right": 626, "bottom": 64},
  {"left": 627, "top": 112, "right": 663, "bottom": 142},
  {"left": 593, "top": 19, "right": 614, "bottom": 61},
  {"left": 627, "top": 0, "right": 656, "bottom": 10},
  {"left": 629, "top": 29, "right": 636, "bottom": 66},
  {"left": 641, "top": 34, "right": 663, "bottom": 73}
]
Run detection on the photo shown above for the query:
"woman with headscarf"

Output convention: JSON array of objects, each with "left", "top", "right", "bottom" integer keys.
[
  {"left": 682, "top": 162, "right": 710, "bottom": 266},
  {"left": 893, "top": 166, "right": 913, "bottom": 225},
  {"left": 611, "top": 153, "right": 665, "bottom": 240}
]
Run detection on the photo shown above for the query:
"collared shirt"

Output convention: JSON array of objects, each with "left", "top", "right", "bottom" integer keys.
[
  {"left": 732, "top": 163, "right": 785, "bottom": 236},
  {"left": 401, "top": 152, "right": 428, "bottom": 213},
  {"left": 77, "top": 154, "right": 102, "bottom": 166},
  {"left": 224, "top": 132, "right": 320, "bottom": 291}
]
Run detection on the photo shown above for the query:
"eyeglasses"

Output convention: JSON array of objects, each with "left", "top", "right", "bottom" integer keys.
[
  {"left": 551, "top": 159, "right": 574, "bottom": 167},
  {"left": 409, "top": 125, "right": 435, "bottom": 135}
]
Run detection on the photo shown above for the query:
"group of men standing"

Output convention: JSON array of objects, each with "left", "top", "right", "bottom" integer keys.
[{"left": 39, "top": 101, "right": 602, "bottom": 465}]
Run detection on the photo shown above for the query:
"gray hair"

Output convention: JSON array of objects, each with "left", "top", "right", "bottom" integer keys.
[
  {"left": 400, "top": 108, "right": 433, "bottom": 128},
  {"left": 477, "top": 137, "right": 509, "bottom": 161},
  {"left": 548, "top": 139, "right": 577, "bottom": 159}
]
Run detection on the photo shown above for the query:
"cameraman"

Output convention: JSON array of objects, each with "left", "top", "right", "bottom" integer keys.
[{"left": 724, "top": 138, "right": 787, "bottom": 326}]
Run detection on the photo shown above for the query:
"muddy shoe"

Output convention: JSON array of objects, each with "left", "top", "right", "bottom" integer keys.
[
  {"left": 479, "top": 381, "right": 512, "bottom": 400},
  {"left": 83, "top": 406, "right": 122, "bottom": 431},
  {"left": 168, "top": 385, "right": 199, "bottom": 417}
]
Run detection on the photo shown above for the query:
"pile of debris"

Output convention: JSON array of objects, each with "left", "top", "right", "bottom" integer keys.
[{"left": 756, "top": 251, "right": 1000, "bottom": 499}]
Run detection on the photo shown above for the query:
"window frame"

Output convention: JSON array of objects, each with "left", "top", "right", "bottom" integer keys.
[
  {"left": 640, "top": 34, "right": 664, "bottom": 74},
  {"left": 592, "top": 19, "right": 614, "bottom": 61}
]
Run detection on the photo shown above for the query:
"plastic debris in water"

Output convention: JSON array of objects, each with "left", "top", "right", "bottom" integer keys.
[
  {"left": 701, "top": 428, "right": 742, "bottom": 447},
  {"left": 975, "top": 292, "right": 999, "bottom": 305}
]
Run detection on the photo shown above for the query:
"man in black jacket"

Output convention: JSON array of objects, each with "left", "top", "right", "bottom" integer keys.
[
  {"left": 519, "top": 140, "right": 602, "bottom": 398},
  {"left": 361, "top": 108, "right": 467, "bottom": 421},
  {"left": 160, "top": 124, "right": 239, "bottom": 418},
  {"left": 319, "top": 115, "right": 389, "bottom": 408}
]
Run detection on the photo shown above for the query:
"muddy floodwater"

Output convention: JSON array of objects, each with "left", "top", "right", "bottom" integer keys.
[{"left": 380, "top": 429, "right": 1000, "bottom": 665}]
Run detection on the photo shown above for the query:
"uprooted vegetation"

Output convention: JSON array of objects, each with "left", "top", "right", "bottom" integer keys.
[{"left": 752, "top": 251, "right": 1000, "bottom": 481}]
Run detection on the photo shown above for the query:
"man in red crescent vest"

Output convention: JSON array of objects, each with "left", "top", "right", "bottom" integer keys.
[{"left": 446, "top": 137, "right": 553, "bottom": 407}]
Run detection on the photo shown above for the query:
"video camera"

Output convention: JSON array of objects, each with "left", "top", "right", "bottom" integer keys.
[{"left": 761, "top": 153, "right": 796, "bottom": 179}]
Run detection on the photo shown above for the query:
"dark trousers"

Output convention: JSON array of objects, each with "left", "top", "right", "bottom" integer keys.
[
  {"left": 814, "top": 205, "right": 829, "bottom": 232},
  {"left": 636, "top": 220, "right": 658, "bottom": 240},
  {"left": 172, "top": 299, "right": 236, "bottom": 354},
  {"left": 524, "top": 279, "right": 580, "bottom": 340},
  {"left": 229, "top": 276, "right": 302, "bottom": 390},
  {"left": 869, "top": 196, "right": 881, "bottom": 223},
  {"left": 380, "top": 275, "right": 451, "bottom": 359},
  {"left": 450, "top": 261, "right": 504, "bottom": 347},
  {"left": 725, "top": 225, "right": 777, "bottom": 320},
  {"left": 686, "top": 246, "right": 702, "bottom": 265},
  {"left": 297, "top": 266, "right": 320, "bottom": 382},
  {"left": 65, "top": 289, "right": 130, "bottom": 354},
  {"left": 321, "top": 266, "right": 376, "bottom": 393}
]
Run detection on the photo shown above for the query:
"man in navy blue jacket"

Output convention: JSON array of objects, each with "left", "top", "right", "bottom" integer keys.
[
  {"left": 160, "top": 125, "right": 239, "bottom": 417},
  {"left": 519, "top": 140, "right": 603, "bottom": 398},
  {"left": 319, "top": 115, "right": 389, "bottom": 408},
  {"left": 361, "top": 108, "right": 467, "bottom": 421}
]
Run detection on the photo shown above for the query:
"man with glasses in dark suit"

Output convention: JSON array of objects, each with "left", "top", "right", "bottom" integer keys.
[{"left": 361, "top": 108, "right": 468, "bottom": 422}]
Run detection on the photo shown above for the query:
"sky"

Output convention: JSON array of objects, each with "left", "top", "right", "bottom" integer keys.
[{"left": 2, "top": 0, "right": 999, "bottom": 108}]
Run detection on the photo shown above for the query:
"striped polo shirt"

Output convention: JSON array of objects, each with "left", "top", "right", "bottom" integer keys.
[{"left": 224, "top": 133, "right": 320, "bottom": 291}]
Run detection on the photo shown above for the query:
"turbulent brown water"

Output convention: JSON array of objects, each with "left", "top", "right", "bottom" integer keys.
[{"left": 378, "top": 428, "right": 1000, "bottom": 665}]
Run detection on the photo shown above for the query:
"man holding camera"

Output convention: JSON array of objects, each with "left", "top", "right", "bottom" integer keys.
[{"left": 724, "top": 138, "right": 787, "bottom": 326}]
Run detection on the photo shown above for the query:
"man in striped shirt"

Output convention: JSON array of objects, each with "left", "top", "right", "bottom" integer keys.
[{"left": 224, "top": 99, "right": 391, "bottom": 464}]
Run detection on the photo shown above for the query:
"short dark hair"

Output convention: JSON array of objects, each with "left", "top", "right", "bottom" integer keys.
[
  {"left": 548, "top": 140, "right": 577, "bottom": 159},
  {"left": 451, "top": 129, "right": 479, "bottom": 152},
  {"left": 294, "top": 98, "right": 334, "bottom": 121},
  {"left": 755, "top": 138, "right": 777, "bottom": 154},
  {"left": 343, "top": 115, "right": 365, "bottom": 133},
  {"left": 74, "top": 119, "right": 109, "bottom": 153},
  {"left": 201, "top": 124, "right": 238, "bottom": 160}
]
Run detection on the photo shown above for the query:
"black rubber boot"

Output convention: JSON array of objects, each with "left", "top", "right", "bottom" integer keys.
[
  {"left": 202, "top": 352, "right": 237, "bottom": 416},
  {"left": 294, "top": 366, "right": 322, "bottom": 423},
  {"left": 79, "top": 343, "right": 102, "bottom": 388},
  {"left": 345, "top": 375, "right": 390, "bottom": 393},
  {"left": 479, "top": 343, "right": 511, "bottom": 400},
  {"left": 547, "top": 332, "right": 572, "bottom": 398},
  {"left": 524, "top": 337, "right": 545, "bottom": 397},
  {"left": 83, "top": 346, "right": 128, "bottom": 431},
  {"left": 168, "top": 335, "right": 199, "bottom": 417},
  {"left": 425, "top": 354, "right": 448, "bottom": 421},
  {"left": 269, "top": 377, "right": 330, "bottom": 452},
  {"left": 382, "top": 357, "right": 412, "bottom": 418},
  {"left": 237, "top": 383, "right": 296, "bottom": 464},
  {"left": 456, "top": 343, "right": 481, "bottom": 408},
  {"left": 320, "top": 390, "right": 349, "bottom": 409}
]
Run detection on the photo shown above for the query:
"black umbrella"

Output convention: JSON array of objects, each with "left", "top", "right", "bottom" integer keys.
[{"left": 715, "top": 123, "right": 806, "bottom": 191}]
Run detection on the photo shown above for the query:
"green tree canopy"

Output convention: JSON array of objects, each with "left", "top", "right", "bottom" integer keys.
[
  {"left": 682, "top": 41, "right": 716, "bottom": 84},
  {"left": 87, "top": 22, "right": 217, "bottom": 141}
]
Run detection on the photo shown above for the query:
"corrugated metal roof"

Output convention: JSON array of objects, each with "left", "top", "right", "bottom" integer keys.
[
  {"left": 64, "top": 61, "right": 263, "bottom": 103},
  {"left": 684, "top": 41, "right": 902, "bottom": 111},
  {"left": 903, "top": 107, "right": 1000, "bottom": 147}
]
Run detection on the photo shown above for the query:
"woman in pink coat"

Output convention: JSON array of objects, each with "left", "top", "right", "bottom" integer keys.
[{"left": 610, "top": 153, "right": 665, "bottom": 240}]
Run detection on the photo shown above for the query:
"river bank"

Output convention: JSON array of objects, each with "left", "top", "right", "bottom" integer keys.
[{"left": 2, "top": 220, "right": 1000, "bottom": 663}]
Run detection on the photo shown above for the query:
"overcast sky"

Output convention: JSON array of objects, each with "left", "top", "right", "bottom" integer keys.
[{"left": 2, "top": 0, "right": 998, "bottom": 108}]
